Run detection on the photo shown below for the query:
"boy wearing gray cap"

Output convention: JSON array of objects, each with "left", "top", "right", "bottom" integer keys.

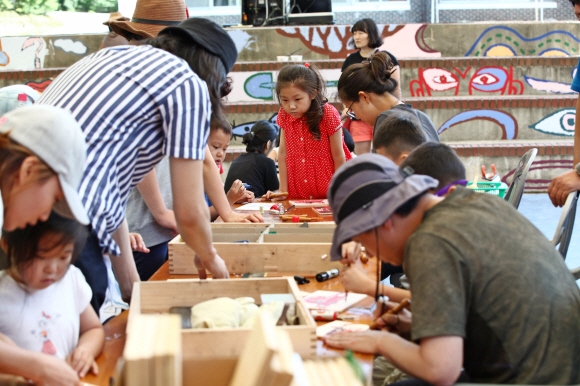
[{"left": 325, "top": 153, "right": 580, "bottom": 385}]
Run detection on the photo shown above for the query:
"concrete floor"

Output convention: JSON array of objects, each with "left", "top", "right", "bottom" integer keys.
[{"left": 518, "top": 193, "right": 580, "bottom": 283}]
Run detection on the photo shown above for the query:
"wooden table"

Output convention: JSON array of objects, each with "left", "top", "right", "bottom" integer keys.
[
  {"left": 229, "top": 199, "right": 334, "bottom": 223},
  {"left": 82, "top": 205, "right": 377, "bottom": 385}
]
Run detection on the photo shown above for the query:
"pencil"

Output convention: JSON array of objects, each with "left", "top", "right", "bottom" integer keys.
[{"left": 370, "top": 298, "right": 411, "bottom": 330}]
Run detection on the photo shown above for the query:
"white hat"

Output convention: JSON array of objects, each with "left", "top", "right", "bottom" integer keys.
[{"left": 0, "top": 105, "right": 89, "bottom": 225}]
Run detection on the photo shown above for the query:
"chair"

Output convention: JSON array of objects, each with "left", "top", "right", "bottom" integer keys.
[
  {"left": 551, "top": 191, "right": 579, "bottom": 260},
  {"left": 504, "top": 148, "right": 537, "bottom": 209}
]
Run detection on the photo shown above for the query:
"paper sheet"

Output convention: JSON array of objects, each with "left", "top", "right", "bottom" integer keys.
[{"left": 235, "top": 203, "right": 276, "bottom": 211}]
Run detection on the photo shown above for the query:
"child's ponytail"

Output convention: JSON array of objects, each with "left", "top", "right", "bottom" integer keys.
[
  {"left": 338, "top": 51, "right": 398, "bottom": 103},
  {"left": 275, "top": 63, "right": 328, "bottom": 140},
  {"left": 242, "top": 121, "right": 278, "bottom": 154}
]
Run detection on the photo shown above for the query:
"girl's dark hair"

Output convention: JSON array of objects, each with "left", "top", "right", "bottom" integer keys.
[
  {"left": 343, "top": 128, "right": 355, "bottom": 153},
  {"left": 338, "top": 51, "right": 397, "bottom": 104},
  {"left": 275, "top": 63, "right": 327, "bottom": 140},
  {"left": 4, "top": 211, "right": 88, "bottom": 276},
  {"left": 146, "top": 34, "right": 233, "bottom": 131},
  {"left": 348, "top": 19, "right": 384, "bottom": 49},
  {"left": 242, "top": 121, "right": 278, "bottom": 154}
]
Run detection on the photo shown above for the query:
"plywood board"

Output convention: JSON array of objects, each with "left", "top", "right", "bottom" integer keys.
[
  {"left": 169, "top": 242, "right": 340, "bottom": 276},
  {"left": 262, "top": 233, "right": 333, "bottom": 243},
  {"left": 129, "top": 278, "right": 317, "bottom": 359}
]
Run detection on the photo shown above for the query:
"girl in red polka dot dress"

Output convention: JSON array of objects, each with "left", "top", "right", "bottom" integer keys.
[{"left": 266, "top": 63, "right": 352, "bottom": 200}]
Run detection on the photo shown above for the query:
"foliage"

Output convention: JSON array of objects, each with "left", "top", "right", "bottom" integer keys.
[
  {"left": 0, "top": 0, "right": 58, "bottom": 15},
  {"left": 60, "top": 0, "right": 116, "bottom": 12}
]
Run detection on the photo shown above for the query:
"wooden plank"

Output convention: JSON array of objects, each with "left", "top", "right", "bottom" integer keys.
[
  {"left": 169, "top": 242, "right": 340, "bottom": 275},
  {"left": 263, "top": 233, "right": 333, "bottom": 243},
  {"left": 212, "top": 233, "right": 260, "bottom": 243},
  {"left": 137, "top": 278, "right": 291, "bottom": 313}
]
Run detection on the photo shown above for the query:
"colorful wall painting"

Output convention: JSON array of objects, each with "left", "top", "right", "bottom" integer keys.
[
  {"left": 465, "top": 26, "right": 580, "bottom": 57},
  {"left": 502, "top": 159, "right": 574, "bottom": 192},
  {"left": 528, "top": 108, "right": 576, "bottom": 137},
  {"left": 524, "top": 67, "right": 576, "bottom": 95},
  {"left": 276, "top": 24, "right": 440, "bottom": 59},
  {"left": 438, "top": 110, "right": 518, "bottom": 140},
  {"left": 409, "top": 66, "right": 524, "bottom": 97},
  {"left": 229, "top": 69, "right": 341, "bottom": 103}
]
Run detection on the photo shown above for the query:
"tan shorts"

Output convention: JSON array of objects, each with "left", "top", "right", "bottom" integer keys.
[{"left": 349, "top": 120, "right": 374, "bottom": 142}]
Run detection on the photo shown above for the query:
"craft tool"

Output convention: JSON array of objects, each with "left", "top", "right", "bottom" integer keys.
[
  {"left": 370, "top": 298, "right": 411, "bottom": 330},
  {"left": 262, "top": 191, "right": 289, "bottom": 199},
  {"left": 315, "top": 268, "right": 339, "bottom": 282},
  {"left": 243, "top": 183, "right": 251, "bottom": 189}
]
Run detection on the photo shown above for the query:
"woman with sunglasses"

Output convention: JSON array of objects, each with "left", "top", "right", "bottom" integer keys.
[{"left": 339, "top": 51, "right": 440, "bottom": 146}]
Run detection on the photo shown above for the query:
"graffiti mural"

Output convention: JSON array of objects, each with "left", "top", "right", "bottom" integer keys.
[
  {"left": 502, "top": 159, "right": 574, "bottom": 192},
  {"left": 524, "top": 67, "right": 577, "bottom": 95},
  {"left": 438, "top": 110, "right": 518, "bottom": 140},
  {"left": 0, "top": 41, "right": 9, "bottom": 67},
  {"left": 465, "top": 26, "right": 580, "bottom": 57},
  {"left": 410, "top": 66, "right": 523, "bottom": 97},
  {"left": 25, "top": 80, "right": 53, "bottom": 93},
  {"left": 231, "top": 113, "right": 278, "bottom": 140},
  {"left": 276, "top": 24, "right": 440, "bottom": 59},
  {"left": 22, "top": 38, "right": 45, "bottom": 69},
  {"left": 229, "top": 69, "right": 341, "bottom": 103},
  {"left": 529, "top": 109, "right": 575, "bottom": 137}
]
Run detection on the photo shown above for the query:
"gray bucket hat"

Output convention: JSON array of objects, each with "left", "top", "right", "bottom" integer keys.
[{"left": 328, "top": 153, "right": 438, "bottom": 261}]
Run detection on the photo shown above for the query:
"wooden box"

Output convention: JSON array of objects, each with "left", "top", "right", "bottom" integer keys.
[
  {"left": 128, "top": 278, "right": 317, "bottom": 360},
  {"left": 169, "top": 223, "right": 341, "bottom": 276}
]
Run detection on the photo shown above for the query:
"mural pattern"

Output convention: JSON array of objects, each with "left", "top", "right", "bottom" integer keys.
[
  {"left": 465, "top": 26, "right": 580, "bottom": 57},
  {"left": 409, "top": 66, "right": 524, "bottom": 97}
]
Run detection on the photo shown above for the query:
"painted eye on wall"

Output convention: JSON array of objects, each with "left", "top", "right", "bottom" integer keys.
[
  {"left": 470, "top": 67, "right": 507, "bottom": 92},
  {"left": 422, "top": 68, "right": 459, "bottom": 91},
  {"left": 528, "top": 108, "right": 575, "bottom": 137}
]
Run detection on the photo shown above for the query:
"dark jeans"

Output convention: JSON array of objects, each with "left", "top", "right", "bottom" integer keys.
[
  {"left": 133, "top": 241, "right": 168, "bottom": 281},
  {"left": 74, "top": 230, "right": 108, "bottom": 317}
]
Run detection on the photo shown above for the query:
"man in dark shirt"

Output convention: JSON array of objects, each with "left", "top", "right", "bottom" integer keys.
[{"left": 325, "top": 153, "right": 580, "bottom": 385}]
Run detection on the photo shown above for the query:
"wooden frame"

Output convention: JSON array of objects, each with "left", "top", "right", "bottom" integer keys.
[
  {"left": 169, "top": 223, "right": 341, "bottom": 276},
  {"left": 127, "top": 278, "right": 317, "bottom": 360}
]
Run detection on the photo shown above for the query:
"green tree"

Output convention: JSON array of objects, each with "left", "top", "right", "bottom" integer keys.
[{"left": 1, "top": 0, "right": 59, "bottom": 14}]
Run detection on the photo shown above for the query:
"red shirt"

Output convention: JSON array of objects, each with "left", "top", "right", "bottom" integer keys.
[{"left": 277, "top": 103, "right": 352, "bottom": 199}]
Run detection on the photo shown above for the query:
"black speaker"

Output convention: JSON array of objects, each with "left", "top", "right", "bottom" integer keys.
[
  {"left": 242, "top": 0, "right": 286, "bottom": 26},
  {"left": 287, "top": 0, "right": 333, "bottom": 25}
]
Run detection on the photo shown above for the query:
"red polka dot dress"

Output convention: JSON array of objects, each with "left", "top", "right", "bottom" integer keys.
[{"left": 277, "top": 103, "right": 352, "bottom": 199}]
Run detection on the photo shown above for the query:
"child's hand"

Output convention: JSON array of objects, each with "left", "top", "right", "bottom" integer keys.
[
  {"left": 262, "top": 190, "right": 287, "bottom": 201},
  {"left": 129, "top": 233, "right": 150, "bottom": 253},
  {"left": 66, "top": 346, "right": 99, "bottom": 378},
  {"left": 227, "top": 180, "right": 249, "bottom": 205},
  {"left": 341, "top": 241, "right": 361, "bottom": 265},
  {"left": 339, "top": 262, "right": 375, "bottom": 296},
  {"left": 235, "top": 189, "right": 254, "bottom": 204}
]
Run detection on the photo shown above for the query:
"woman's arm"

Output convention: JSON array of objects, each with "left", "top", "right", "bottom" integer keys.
[
  {"left": 66, "top": 305, "right": 105, "bottom": 378},
  {"left": 329, "top": 128, "right": 347, "bottom": 171},
  {"left": 277, "top": 129, "right": 288, "bottom": 192},
  {"left": 110, "top": 219, "right": 141, "bottom": 302},
  {"left": 170, "top": 157, "right": 229, "bottom": 278}
]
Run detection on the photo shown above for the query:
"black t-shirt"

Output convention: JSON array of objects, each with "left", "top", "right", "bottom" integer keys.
[
  {"left": 341, "top": 50, "right": 399, "bottom": 72},
  {"left": 224, "top": 152, "right": 279, "bottom": 198}
]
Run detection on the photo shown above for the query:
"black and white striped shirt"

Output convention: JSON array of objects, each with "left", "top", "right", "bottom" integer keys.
[{"left": 38, "top": 45, "right": 210, "bottom": 255}]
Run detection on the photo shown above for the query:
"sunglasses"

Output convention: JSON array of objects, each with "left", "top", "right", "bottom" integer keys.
[
  {"left": 435, "top": 179, "right": 468, "bottom": 197},
  {"left": 346, "top": 100, "right": 356, "bottom": 120}
]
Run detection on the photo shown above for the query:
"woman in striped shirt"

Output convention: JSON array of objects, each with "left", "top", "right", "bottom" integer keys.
[{"left": 38, "top": 18, "right": 239, "bottom": 316}]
